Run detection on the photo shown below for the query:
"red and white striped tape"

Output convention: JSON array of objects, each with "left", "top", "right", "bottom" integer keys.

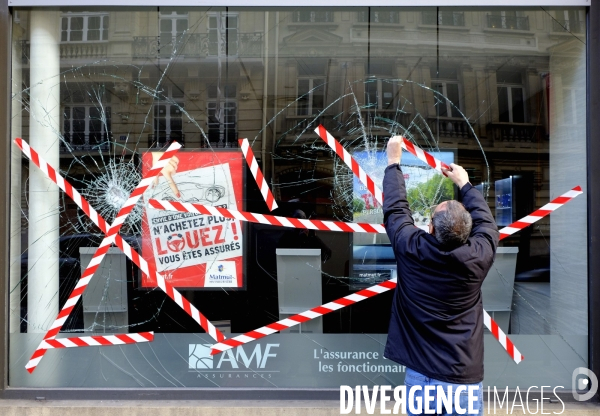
[
  {"left": 388, "top": 136, "right": 584, "bottom": 238},
  {"left": 498, "top": 186, "right": 583, "bottom": 239},
  {"left": 16, "top": 140, "right": 224, "bottom": 347},
  {"left": 209, "top": 279, "right": 527, "bottom": 364},
  {"left": 315, "top": 125, "right": 384, "bottom": 205},
  {"left": 148, "top": 199, "right": 386, "bottom": 234},
  {"left": 211, "top": 130, "right": 583, "bottom": 364},
  {"left": 314, "top": 127, "right": 523, "bottom": 359},
  {"left": 399, "top": 137, "right": 451, "bottom": 175},
  {"left": 483, "top": 312, "right": 522, "bottom": 364},
  {"left": 207, "top": 279, "right": 526, "bottom": 363},
  {"left": 24, "top": 140, "right": 180, "bottom": 372},
  {"left": 210, "top": 279, "right": 397, "bottom": 355},
  {"left": 239, "top": 139, "right": 278, "bottom": 211},
  {"left": 40, "top": 332, "right": 154, "bottom": 349},
  {"left": 15, "top": 139, "right": 225, "bottom": 373}
]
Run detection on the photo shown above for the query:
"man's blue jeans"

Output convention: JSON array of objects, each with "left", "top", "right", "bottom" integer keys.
[{"left": 404, "top": 368, "right": 484, "bottom": 415}]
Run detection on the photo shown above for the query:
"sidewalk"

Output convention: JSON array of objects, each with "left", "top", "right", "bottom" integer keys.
[{"left": 0, "top": 399, "right": 599, "bottom": 415}]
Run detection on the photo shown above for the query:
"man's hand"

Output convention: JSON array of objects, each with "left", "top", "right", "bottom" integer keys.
[
  {"left": 442, "top": 163, "right": 470, "bottom": 190},
  {"left": 152, "top": 152, "right": 180, "bottom": 198},
  {"left": 387, "top": 136, "right": 404, "bottom": 166}
]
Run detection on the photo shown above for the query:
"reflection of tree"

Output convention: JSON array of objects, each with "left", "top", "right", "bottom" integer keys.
[
  {"left": 353, "top": 197, "right": 365, "bottom": 213},
  {"left": 407, "top": 176, "right": 454, "bottom": 217}
]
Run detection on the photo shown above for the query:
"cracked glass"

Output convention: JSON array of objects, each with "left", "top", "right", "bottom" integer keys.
[{"left": 9, "top": 6, "right": 588, "bottom": 389}]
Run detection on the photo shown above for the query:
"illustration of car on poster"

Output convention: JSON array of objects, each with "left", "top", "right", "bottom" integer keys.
[{"left": 141, "top": 150, "right": 244, "bottom": 288}]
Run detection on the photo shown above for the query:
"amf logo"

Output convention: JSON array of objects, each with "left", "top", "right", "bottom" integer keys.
[{"left": 189, "top": 343, "right": 279, "bottom": 370}]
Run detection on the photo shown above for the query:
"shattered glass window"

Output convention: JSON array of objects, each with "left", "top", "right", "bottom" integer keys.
[{"left": 9, "top": 7, "right": 588, "bottom": 390}]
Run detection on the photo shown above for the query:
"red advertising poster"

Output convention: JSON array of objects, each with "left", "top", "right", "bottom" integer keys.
[{"left": 141, "top": 150, "right": 244, "bottom": 288}]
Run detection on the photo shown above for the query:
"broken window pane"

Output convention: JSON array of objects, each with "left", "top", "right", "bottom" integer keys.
[{"left": 9, "top": 6, "right": 588, "bottom": 390}]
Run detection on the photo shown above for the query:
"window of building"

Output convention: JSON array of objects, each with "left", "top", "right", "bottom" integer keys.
[
  {"left": 488, "top": 10, "right": 530, "bottom": 30},
  {"left": 422, "top": 10, "right": 465, "bottom": 26},
  {"left": 159, "top": 10, "right": 188, "bottom": 41},
  {"left": 61, "top": 13, "right": 109, "bottom": 42},
  {"left": 296, "top": 60, "right": 326, "bottom": 116},
  {"left": 297, "top": 79, "right": 325, "bottom": 116},
  {"left": 365, "top": 79, "right": 394, "bottom": 110},
  {"left": 293, "top": 10, "right": 333, "bottom": 23},
  {"left": 497, "top": 70, "right": 525, "bottom": 123},
  {"left": 365, "top": 62, "right": 394, "bottom": 111},
  {"left": 152, "top": 85, "right": 184, "bottom": 147},
  {"left": 207, "top": 84, "right": 237, "bottom": 146},
  {"left": 61, "top": 86, "right": 111, "bottom": 150},
  {"left": 357, "top": 10, "right": 399, "bottom": 24},
  {"left": 208, "top": 13, "right": 239, "bottom": 56},
  {"left": 158, "top": 10, "right": 188, "bottom": 57},
  {"left": 431, "top": 67, "right": 461, "bottom": 118},
  {"left": 553, "top": 9, "right": 585, "bottom": 33}
]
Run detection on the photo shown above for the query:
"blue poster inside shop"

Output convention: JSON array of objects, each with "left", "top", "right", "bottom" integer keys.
[{"left": 495, "top": 177, "right": 513, "bottom": 227}]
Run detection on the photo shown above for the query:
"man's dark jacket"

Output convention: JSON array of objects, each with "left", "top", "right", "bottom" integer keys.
[{"left": 383, "top": 163, "right": 499, "bottom": 384}]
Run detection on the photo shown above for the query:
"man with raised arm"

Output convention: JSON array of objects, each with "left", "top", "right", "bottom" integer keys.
[{"left": 383, "top": 136, "right": 499, "bottom": 415}]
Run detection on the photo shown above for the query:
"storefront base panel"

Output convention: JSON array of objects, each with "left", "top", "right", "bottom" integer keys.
[{"left": 0, "top": 399, "right": 598, "bottom": 416}]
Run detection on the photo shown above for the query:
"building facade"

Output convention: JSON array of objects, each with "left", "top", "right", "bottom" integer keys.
[{"left": 1, "top": 0, "right": 600, "bottom": 400}]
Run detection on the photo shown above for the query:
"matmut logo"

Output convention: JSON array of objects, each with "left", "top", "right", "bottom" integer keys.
[{"left": 189, "top": 343, "right": 279, "bottom": 370}]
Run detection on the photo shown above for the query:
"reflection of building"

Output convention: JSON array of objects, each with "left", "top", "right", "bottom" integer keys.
[
  {"left": 11, "top": 8, "right": 585, "bottom": 275},
  {"left": 18, "top": 10, "right": 265, "bottom": 151},
  {"left": 3, "top": 4, "right": 596, "bottom": 395}
]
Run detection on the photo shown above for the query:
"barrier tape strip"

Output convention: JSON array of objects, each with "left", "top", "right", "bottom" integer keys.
[
  {"left": 15, "top": 139, "right": 225, "bottom": 373},
  {"left": 24, "top": 139, "right": 180, "bottom": 372},
  {"left": 40, "top": 332, "right": 154, "bottom": 349},
  {"left": 210, "top": 130, "right": 582, "bottom": 364},
  {"left": 147, "top": 199, "right": 386, "bottom": 234},
  {"left": 313, "top": 127, "right": 522, "bottom": 356},
  {"left": 239, "top": 139, "right": 278, "bottom": 211},
  {"left": 315, "top": 125, "right": 384, "bottom": 204},
  {"left": 399, "top": 137, "right": 451, "bottom": 176},
  {"left": 498, "top": 186, "right": 583, "bottom": 238},
  {"left": 208, "top": 279, "right": 529, "bottom": 365}
]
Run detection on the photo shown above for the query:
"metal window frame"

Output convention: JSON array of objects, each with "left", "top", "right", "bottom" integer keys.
[
  {"left": 0, "top": 1, "right": 598, "bottom": 401},
  {"left": 5, "top": 0, "right": 593, "bottom": 6},
  {"left": 61, "top": 13, "right": 109, "bottom": 43}
]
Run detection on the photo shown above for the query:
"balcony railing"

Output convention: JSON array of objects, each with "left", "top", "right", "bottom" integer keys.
[
  {"left": 359, "top": 110, "right": 410, "bottom": 130},
  {"left": 487, "top": 15, "right": 530, "bottom": 31},
  {"left": 486, "top": 122, "right": 543, "bottom": 143},
  {"left": 357, "top": 11, "right": 400, "bottom": 24},
  {"left": 61, "top": 134, "right": 111, "bottom": 152},
  {"left": 60, "top": 43, "right": 108, "bottom": 59},
  {"left": 21, "top": 41, "right": 108, "bottom": 63},
  {"left": 206, "top": 135, "right": 239, "bottom": 149},
  {"left": 148, "top": 133, "right": 185, "bottom": 149},
  {"left": 284, "top": 111, "right": 410, "bottom": 138},
  {"left": 552, "top": 19, "right": 585, "bottom": 33},
  {"left": 428, "top": 117, "right": 474, "bottom": 140},
  {"left": 293, "top": 11, "right": 333, "bottom": 23},
  {"left": 208, "top": 33, "right": 263, "bottom": 58},
  {"left": 422, "top": 11, "right": 465, "bottom": 27},
  {"left": 133, "top": 33, "right": 263, "bottom": 59}
]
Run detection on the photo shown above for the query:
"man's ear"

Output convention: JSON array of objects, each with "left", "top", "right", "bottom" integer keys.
[{"left": 429, "top": 222, "right": 435, "bottom": 235}]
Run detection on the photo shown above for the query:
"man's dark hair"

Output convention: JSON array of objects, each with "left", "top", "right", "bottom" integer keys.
[{"left": 431, "top": 200, "right": 472, "bottom": 248}]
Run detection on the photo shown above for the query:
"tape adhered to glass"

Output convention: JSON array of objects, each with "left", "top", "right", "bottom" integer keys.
[
  {"left": 15, "top": 139, "right": 225, "bottom": 374},
  {"left": 148, "top": 199, "right": 386, "bottom": 233},
  {"left": 214, "top": 128, "right": 582, "bottom": 364},
  {"left": 239, "top": 138, "right": 278, "bottom": 211},
  {"left": 40, "top": 332, "right": 154, "bottom": 349}
]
